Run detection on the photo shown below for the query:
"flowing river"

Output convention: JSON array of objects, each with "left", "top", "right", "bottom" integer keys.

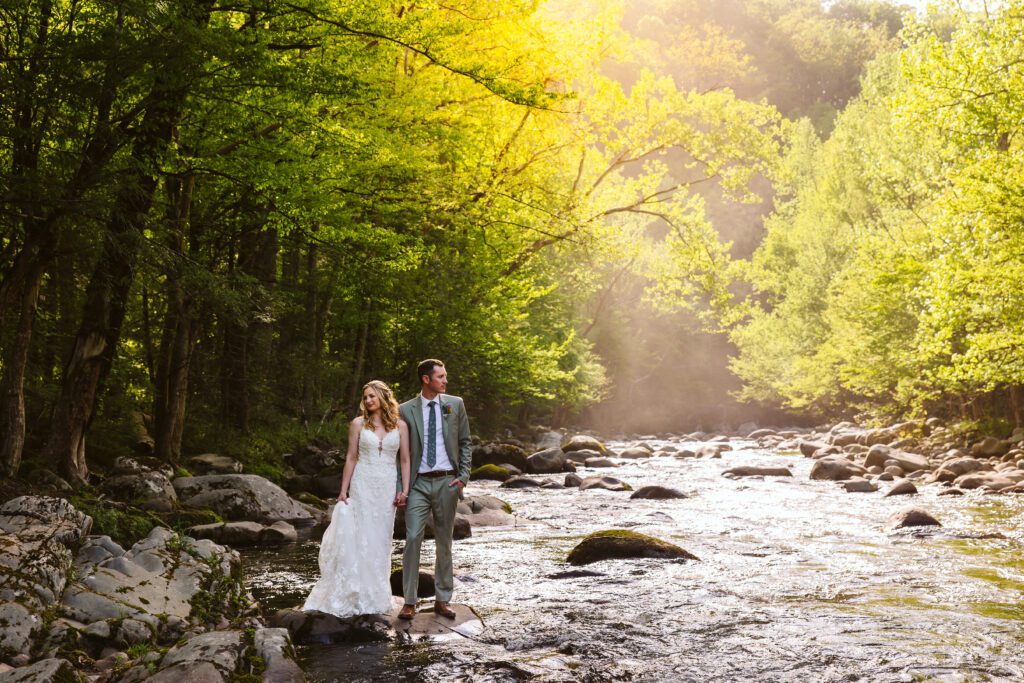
[{"left": 242, "top": 437, "right": 1024, "bottom": 682}]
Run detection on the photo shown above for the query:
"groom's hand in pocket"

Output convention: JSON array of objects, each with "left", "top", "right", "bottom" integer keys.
[{"left": 448, "top": 479, "right": 464, "bottom": 490}]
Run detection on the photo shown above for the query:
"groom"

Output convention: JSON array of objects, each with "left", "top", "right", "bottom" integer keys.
[{"left": 396, "top": 358, "right": 472, "bottom": 620}]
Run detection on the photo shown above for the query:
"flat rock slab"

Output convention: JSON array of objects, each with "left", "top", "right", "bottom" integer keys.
[
  {"left": 0, "top": 658, "right": 84, "bottom": 683},
  {"left": 388, "top": 600, "right": 483, "bottom": 642}
]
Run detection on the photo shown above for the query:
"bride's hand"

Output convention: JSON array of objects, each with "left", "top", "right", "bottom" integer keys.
[
  {"left": 338, "top": 491, "right": 348, "bottom": 505},
  {"left": 393, "top": 491, "right": 407, "bottom": 508}
]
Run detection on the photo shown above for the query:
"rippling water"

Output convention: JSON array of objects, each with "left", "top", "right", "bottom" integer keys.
[{"left": 242, "top": 439, "right": 1024, "bottom": 682}]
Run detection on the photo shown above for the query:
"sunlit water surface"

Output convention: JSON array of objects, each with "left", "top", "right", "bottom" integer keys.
[{"left": 242, "top": 440, "right": 1024, "bottom": 682}]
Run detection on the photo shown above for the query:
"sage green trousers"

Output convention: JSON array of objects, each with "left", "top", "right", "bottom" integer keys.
[{"left": 402, "top": 473, "right": 459, "bottom": 604}]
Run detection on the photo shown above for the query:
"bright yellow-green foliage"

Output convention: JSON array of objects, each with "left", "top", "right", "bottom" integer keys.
[{"left": 728, "top": 1, "right": 1024, "bottom": 418}]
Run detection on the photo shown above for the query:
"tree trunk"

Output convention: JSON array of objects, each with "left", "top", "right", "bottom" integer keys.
[
  {"left": 153, "top": 174, "right": 197, "bottom": 465},
  {"left": 43, "top": 0, "right": 215, "bottom": 486},
  {"left": 0, "top": 260, "right": 45, "bottom": 478}
]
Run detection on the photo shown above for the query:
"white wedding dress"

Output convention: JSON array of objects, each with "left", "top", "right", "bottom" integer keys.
[{"left": 302, "top": 426, "right": 398, "bottom": 617}]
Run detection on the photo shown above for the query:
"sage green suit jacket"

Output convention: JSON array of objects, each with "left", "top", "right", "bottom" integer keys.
[{"left": 398, "top": 394, "right": 473, "bottom": 490}]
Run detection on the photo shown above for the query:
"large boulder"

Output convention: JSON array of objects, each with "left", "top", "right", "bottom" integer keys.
[
  {"left": 99, "top": 470, "right": 178, "bottom": 512},
  {"left": 567, "top": 530, "right": 699, "bottom": 565},
  {"left": 457, "top": 496, "right": 515, "bottom": 527},
  {"left": 60, "top": 527, "right": 253, "bottom": 640},
  {"left": 0, "top": 497, "right": 91, "bottom": 662},
  {"left": 0, "top": 658, "right": 85, "bottom": 683},
  {"left": 809, "top": 456, "right": 866, "bottom": 481},
  {"left": 471, "top": 442, "right": 529, "bottom": 472},
  {"left": 561, "top": 435, "right": 606, "bottom": 454},
  {"left": 285, "top": 443, "right": 340, "bottom": 476},
  {"left": 173, "top": 474, "right": 313, "bottom": 525},
  {"left": 798, "top": 440, "right": 830, "bottom": 457},
  {"left": 525, "top": 448, "right": 568, "bottom": 474}
]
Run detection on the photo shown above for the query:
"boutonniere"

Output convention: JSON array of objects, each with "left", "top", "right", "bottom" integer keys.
[{"left": 441, "top": 403, "right": 453, "bottom": 417}]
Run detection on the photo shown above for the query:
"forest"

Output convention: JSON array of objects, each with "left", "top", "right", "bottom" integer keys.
[{"left": 2, "top": 0, "right": 1022, "bottom": 489}]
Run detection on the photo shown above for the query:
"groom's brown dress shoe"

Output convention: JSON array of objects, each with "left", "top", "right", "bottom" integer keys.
[
  {"left": 398, "top": 604, "right": 416, "bottom": 620},
  {"left": 434, "top": 601, "right": 456, "bottom": 619}
]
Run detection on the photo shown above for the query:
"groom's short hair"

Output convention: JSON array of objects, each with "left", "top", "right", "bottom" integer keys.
[{"left": 417, "top": 358, "right": 444, "bottom": 384}]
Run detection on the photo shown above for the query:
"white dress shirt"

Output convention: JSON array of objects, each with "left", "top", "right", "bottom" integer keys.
[{"left": 419, "top": 393, "right": 454, "bottom": 473}]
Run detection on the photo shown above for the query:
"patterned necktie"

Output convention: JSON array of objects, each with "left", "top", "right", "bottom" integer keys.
[{"left": 426, "top": 401, "right": 437, "bottom": 468}]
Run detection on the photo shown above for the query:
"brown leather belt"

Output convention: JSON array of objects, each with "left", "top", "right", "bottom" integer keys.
[{"left": 419, "top": 469, "right": 456, "bottom": 478}]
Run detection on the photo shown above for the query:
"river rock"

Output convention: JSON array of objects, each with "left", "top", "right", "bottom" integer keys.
[
  {"left": 564, "top": 473, "right": 583, "bottom": 487},
  {"left": 471, "top": 442, "right": 529, "bottom": 471},
  {"left": 173, "top": 474, "right": 313, "bottom": 525},
  {"left": 925, "top": 467, "right": 958, "bottom": 484},
  {"left": 0, "top": 497, "right": 92, "bottom": 660},
  {"left": 0, "top": 658, "right": 84, "bottom": 683},
  {"left": 270, "top": 608, "right": 394, "bottom": 646},
  {"left": 286, "top": 443, "right": 339, "bottom": 476},
  {"left": 394, "top": 511, "right": 471, "bottom": 540},
  {"left": 971, "top": 437, "right": 1012, "bottom": 458},
  {"left": 99, "top": 470, "right": 178, "bottom": 513},
  {"left": 673, "top": 449, "right": 697, "bottom": 459},
  {"left": 567, "top": 530, "right": 698, "bottom": 565},
  {"left": 617, "top": 447, "right": 652, "bottom": 460},
  {"left": 160, "top": 630, "right": 245, "bottom": 675},
  {"left": 61, "top": 526, "right": 251, "bottom": 639},
  {"left": 885, "top": 480, "right": 918, "bottom": 496},
  {"left": 748, "top": 428, "right": 777, "bottom": 439},
  {"left": 254, "top": 627, "right": 304, "bottom": 683},
  {"left": 722, "top": 466, "right": 793, "bottom": 478},
  {"left": 937, "top": 488, "right": 965, "bottom": 496},
  {"left": 953, "top": 473, "right": 1017, "bottom": 491},
  {"left": 187, "top": 520, "right": 297, "bottom": 546},
  {"left": 696, "top": 445, "right": 722, "bottom": 459},
  {"left": 565, "top": 448, "right": 601, "bottom": 464},
  {"left": 583, "top": 457, "right": 618, "bottom": 468},
  {"left": 799, "top": 440, "right": 830, "bottom": 457},
  {"left": 941, "top": 457, "right": 984, "bottom": 476},
  {"left": 579, "top": 476, "right": 630, "bottom": 491},
  {"left": 843, "top": 479, "right": 878, "bottom": 493},
  {"left": 187, "top": 453, "right": 244, "bottom": 475},
  {"left": 887, "top": 507, "right": 941, "bottom": 529},
  {"left": 499, "top": 476, "right": 542, "bottom": 489},
  {"left": 525, "top": 447, "right": 568, "bottom": 474},
  {"left": 629, "top": 486, "right": 687, "bottom": 500},
  {"left": 470, "top": 464, "right": 511, "bottom": 481},
  {"left": 867, "top": 449, "right": 930, "bottom": 473},
  {"left": 809, "top": 456, "right": 866, "bottom": 481},
  {"left": 534, "top": 430, "right": 564, "bottom": 450},
  {"left": 561, "top": 435, "right": 606, "bottom": 454},
  {"left": 458, "top": 496, "right": 516, "bottom": 527}
]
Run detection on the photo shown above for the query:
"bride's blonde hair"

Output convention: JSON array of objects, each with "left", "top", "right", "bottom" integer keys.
[{"left": 360, "top": 380, "right": 400, "bottom": 432}]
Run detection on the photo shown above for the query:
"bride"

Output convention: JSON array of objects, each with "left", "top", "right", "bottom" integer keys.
[{"left": 302, "top": 380, "right": 411, "bottom": 617}]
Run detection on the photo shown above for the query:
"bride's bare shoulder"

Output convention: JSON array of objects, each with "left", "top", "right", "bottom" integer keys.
[{"left": 351, "top": 415, "right": 364, "bottom": 428}]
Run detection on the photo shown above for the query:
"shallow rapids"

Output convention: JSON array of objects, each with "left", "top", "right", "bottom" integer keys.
[{"left": 242, "top": 438, "right": 1024, "bottom": 682}]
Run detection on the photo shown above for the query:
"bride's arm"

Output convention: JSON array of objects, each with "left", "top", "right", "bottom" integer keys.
[
  {"left": 396, "top": 420, "right": 411, "bottom": 507},
  {"left": 338, "top": 417, "right": 361, "bottom": 504}
]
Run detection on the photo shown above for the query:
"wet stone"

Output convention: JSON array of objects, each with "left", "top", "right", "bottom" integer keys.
[
  {"left": 887, "top": 507, "right": 941, "bottom": 529},
  {"left": 629, "top": 486, "right": 687, "bottom": 500},
  {"left": 567, "top": 530, "right": 699, "bottom": 565}
]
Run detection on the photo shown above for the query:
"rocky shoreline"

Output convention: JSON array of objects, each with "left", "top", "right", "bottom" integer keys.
[{"left": 1, "top": 417, "right": 1021, "bottom": 681}]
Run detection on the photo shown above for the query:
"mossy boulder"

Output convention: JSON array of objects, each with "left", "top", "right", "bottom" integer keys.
[
  {"left": 567, "top": 530, "right": 699, "bottom": 565},
  {"left": 470, "top": 464, "right": 511, "bottom": 482},
  {"left": 471, "top": 443, "right": 529, "bottom": 471}
]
